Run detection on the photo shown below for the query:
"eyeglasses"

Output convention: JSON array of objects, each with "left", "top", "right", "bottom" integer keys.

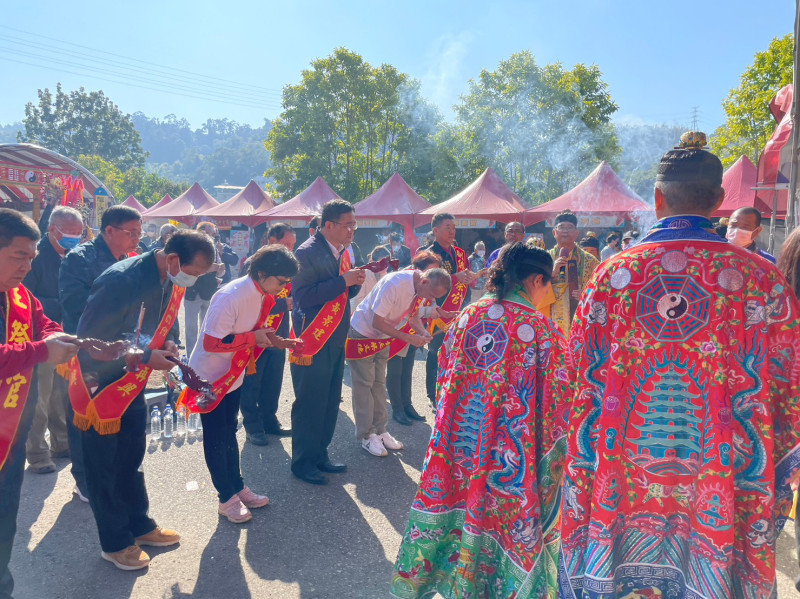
[
  {"left": 275, "top": 277, "right": 291, "bottom": 286},
  {"left": 334, "top": 221, "right": 358, "bottom": 232},
  {"left": 111, "top": 225, "right": 143, "bottom": 239},
  {"left": 554, "top": 225, "right": 577, "bottom": 232}
]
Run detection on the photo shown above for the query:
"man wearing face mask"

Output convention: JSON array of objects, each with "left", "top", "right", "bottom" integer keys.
[
  {"left": 59, "top": 204, "right": 143, "bottom": 503},
  {"left": 468, "top": 241, "right": 487, "bottom": 303},
  {"left": 22, "top": 207, "right": 83, "bottom": 475},
  {"left": 726, "top": 207, "right": 776, "bottom": 263},
  {"left": 388, "top": 232, "right": 411, "bottom": 268},
  {"left": 73, "top": 230, "right": 214, "bottom": 571}
]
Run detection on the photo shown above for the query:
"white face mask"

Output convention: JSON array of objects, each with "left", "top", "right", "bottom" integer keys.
[
  {"left": 726, "top": 227, "right": 754, "bottom": 248},
  {"left": 476, "top": 250, "right": 485, "bottom": 258},
  {"left": 167, "top": 258, "right": 199, "bottom": 288},
  {"left": 392, "top": 243, "right": 401, "bottom": 251}
]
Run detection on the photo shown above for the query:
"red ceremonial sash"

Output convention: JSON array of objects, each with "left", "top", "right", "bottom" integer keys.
[
  {"left": 178, "top": 290, "right": 276, "bottom": 414},
  {"left": 67, "top": 285, "right": 185, "bottom": 435},
  {"left": 428, "top": 246, "right": 469, "bottom": 334},
  {"left": 289, "top": 249, "right": 352, "bottom": 366},
  {"left": 0, "top": 286, "right": 35, "bottom": 470},
  {"left": 345, "top": 297, "right": 425, "bottom": 360},
  {"left": 263, "top": 283, "right": 291, "bottom": 336}
]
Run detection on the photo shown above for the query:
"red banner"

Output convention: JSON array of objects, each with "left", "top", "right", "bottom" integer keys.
[
  {"left": 67, "top": 285, "right": 185, "bottom": 435},
  {"left": 428, "top": 246, "right": 469, "bottom": 334},
  {"left": 0, "top": 286, "right": 35, "bottom": 470}
]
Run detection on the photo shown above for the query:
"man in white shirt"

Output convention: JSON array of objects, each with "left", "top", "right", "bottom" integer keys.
[{"left": 347, "top": 268, "right": 451, "bottom": 456}]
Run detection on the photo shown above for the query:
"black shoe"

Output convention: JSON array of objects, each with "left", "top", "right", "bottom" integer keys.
[
  {"left": 405, "top": 407, "right": 426, "bottom": 422},
  {"left": 392, "top": 411, "right": 412, "bottom": 426},
  {"left": 293, "top": 470, "right": 328, "bottom": 485},
  {"left": 264, "top": 424, "right": 292, "bottom": 437},
  {"left": 318, "top": 460, "right": 347, "bottom": 474},
  {"left": 246, "top": 432, "right": 269, "bottom": 446}
]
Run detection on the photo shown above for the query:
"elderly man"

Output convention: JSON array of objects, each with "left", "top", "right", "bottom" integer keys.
[
  {"left": 726, "top": 206, "right": 775, "bottom": 263},
  {"left": 74, "top": 231, "right": 214, "bottom": 571},
  {"left": 422, "top": 213, "right": 478, "bottom": 407},
  {"left": 152, "top": 223, "right": 177, "bottom": 250},
  {"left": 560, "top": 133, "right": 800, "bottom": 598},
  {"left": 0, "top": 208, "right": 78, "bottom": 599},
  {"left": 347, "top": 267, "right": 450, "bottom": 456},
  {"left": 59, "top": 204, "right": 143, "bottom": 502},
  {"left": 23, "top": 206, "right": 83, "bottom": 474},
  {"left": 548, "top": 210, "right": 598, "bottom": 336},
  {"left": 485, "top": 221, "right": 525, "bottom": 268}
]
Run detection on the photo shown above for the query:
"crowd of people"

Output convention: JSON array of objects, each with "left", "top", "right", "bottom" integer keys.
[{"left": 2, "top": 132, "right": 800, "bottom": 598}]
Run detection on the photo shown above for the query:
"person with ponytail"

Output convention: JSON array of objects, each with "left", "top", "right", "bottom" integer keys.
[{"left": 391, "top": 242, "right": 571, "bottom": 599}]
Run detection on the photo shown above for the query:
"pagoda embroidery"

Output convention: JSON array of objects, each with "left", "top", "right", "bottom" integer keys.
[{"left": 629, "top": 364, "right": 702, "bottom": 476}]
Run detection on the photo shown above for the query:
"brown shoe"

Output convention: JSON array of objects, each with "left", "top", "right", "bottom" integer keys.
[
  {"left": 101, "top": 545, "right": 150, "bottom": 571},
  {"left": 135, "top": 526, "right": 181, "bottom": 547}
]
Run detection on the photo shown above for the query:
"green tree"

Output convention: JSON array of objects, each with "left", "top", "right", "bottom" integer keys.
[
  {"left": 451, "top": 51, "right": 620, "bottom": 205},
  {"left": 77, "top": 154, "right": 186, "bottom": 206},
  {"left": 711, "top": 34, "right": 793, "bottom": 168},
  {"left": 266, "top": 48, "right": 442, "bottom": 200},
  {"left": 18, "top": 84, "right": 147, "bottom": 170}
]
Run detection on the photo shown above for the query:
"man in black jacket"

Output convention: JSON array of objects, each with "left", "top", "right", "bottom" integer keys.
[
  {"left": 23, "top": 206, "right": 83, "bottom": 474},
  {"left": 290, "top": 201, "right": 365, "bottom": 485},
  {"left": 58, "top": 204, "right": 142, "bottom": 502},
  {"left": 76, "top": 231, "right": 213, "bottom": 571},
  {"left": 239, "top": 223, "right": 296, "bottom": 446}
]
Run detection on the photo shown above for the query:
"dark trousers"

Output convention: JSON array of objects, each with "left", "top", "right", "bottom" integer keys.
[
  {"left": 290, "top": 343, "right": 344, "bottom": 476},
  {"left": 81, "top": 395, "right": 155, "bottom": 553},
  {"left": 425, "top": 332, "right": 445, "bottom": 403},
  {"left": 0, "top": 378, "right": 38, "bottom": 599},
  {"left": 63, "top": 393, "right": 89, "bottom": 497},
  {"left": 387, "top": 347, "right": 416, "bottom": 414},
  {"left": 239, "top": 349, "right": 285, "bottom": 435},
  {"left": 200, "top": 388, "right": 244, "bottom": 503}
]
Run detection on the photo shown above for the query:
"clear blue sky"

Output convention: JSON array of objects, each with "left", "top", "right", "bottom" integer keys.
[{"left": 0, "top": 0, "right": 794, "bottom": 132}]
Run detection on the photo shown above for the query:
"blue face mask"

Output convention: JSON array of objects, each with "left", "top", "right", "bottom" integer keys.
[{"left": 55, "top": 228, "right": 81, "bottom": 251}]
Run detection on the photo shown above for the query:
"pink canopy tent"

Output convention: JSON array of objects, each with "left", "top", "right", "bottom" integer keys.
[
  {"left": 142, "top": 193, "right": 174, "bottom": 216},
  {"left": 418, "top": 168, "right": 530, "bottom": 226},
  {"left": 121, "top": 195, "right": 147, "bottom": 214},
  {"left": 254, "top": 177, "right": 342, "bottom": 226},
  {"left": 143, "top": 183, "right": 218, "bottom": 225},
  {"left": 755, "top": 84, "right": 791, "bottom": 218},
  {"left": 714, "top": 155, "right": 771, "bottom": 217},
  {"left": 523, "top": 162, "right": 651, "bottom": 226},
  {"left": 354, "top": 172, "right": 431, "bottom": 252},
  {"left": 198, "top": 180, "right": 275, "bottom": 227}
]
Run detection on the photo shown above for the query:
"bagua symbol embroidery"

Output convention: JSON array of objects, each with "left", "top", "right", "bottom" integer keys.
[
  {"left": 463, "top": 320, "right": 509, "bottom": 370},
  {"left": 636, "top": 275, "right": 711, "bottom": 343}
]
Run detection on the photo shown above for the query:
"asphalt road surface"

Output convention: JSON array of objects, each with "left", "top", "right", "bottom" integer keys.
[{"left": 10, "top": 352, "right": 800, "bottom": 598}]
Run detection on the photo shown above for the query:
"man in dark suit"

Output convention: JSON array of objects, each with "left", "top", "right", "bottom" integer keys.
[
  {"left": 388, "top": 232, "right": 412, "bottom": 268},
  {"left": 290, "top": 200, "right": 365, "bottom": 485}
]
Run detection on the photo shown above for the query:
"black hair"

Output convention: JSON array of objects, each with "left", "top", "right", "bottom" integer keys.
[
  {"left": 411, "top": 250, "right": 442, "bottom": 270},
  {"left": 247, "top": 244, "right": 300, "bottom": 280},
  {"left": 431, "top": 213, "right": 455, "bottom": 229},
  {"left": 308, "top": 216, "right": 320, "bottom": 230},
  {"left": 163, "top": 230, "right": 215, "bottom": 266},
  {"left": 732, "top": 206, "right": 763, "bottom": 227},
  {"left": 580, "top": 235, "right": 600, "bottom": 250},
  {"left": 100, "top": 205, "right": 141, "bottom": 231},
  {"left": 390, "top": 231, "right": 402, "bottom": 242},
  {"left": 554, "top": 210, "right": 578, "bottom": 227},
  {"left": 369, "top": 245, "right": 391, "bottom": 262},
  {"left": 268, "top": 222, "right": 294, "bottom": 242},
  {"left": 0, "top": 207, "right": 40, "bottom": 249},
  {"left": 606, "top": 232, "right": 620, "bottom": 244},
  {"left": 320, "top": 201, "right": 353, "bottom": 227},
  {"left": 487, "top": 242, "right": 553, "bottom": 302}
]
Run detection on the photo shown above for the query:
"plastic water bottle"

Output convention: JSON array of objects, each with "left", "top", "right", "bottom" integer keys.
[
  {"left": 150, "top": 406, "right": 161, "bottom": 440},
  {"left": 163, "top": 405, "right": 174, "bottom": 438},
  {"left": 176, "top": 405, "right": 187, "bottom": 438},
  {"left": 187, "top": 412, "right": 199, "bottom": 433}
]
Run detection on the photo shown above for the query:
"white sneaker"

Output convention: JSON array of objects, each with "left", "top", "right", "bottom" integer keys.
[
  {"left": 379, "top": 432, "right": 404, "bottom": 451},
  {"left": 73, "top": 485, "right": 89, "bottom": 503},
  {"left": 361, "top": 434, "right": 388, "bottom": 457}
]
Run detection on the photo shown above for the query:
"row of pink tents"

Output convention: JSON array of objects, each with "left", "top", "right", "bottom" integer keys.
[{"left": 130, "top": 162, "right": 654, "bottom": 237}]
